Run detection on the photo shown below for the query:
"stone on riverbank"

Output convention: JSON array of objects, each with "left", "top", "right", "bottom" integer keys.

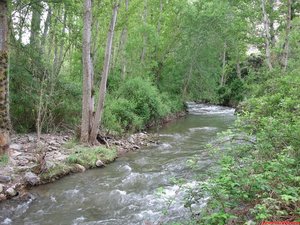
[
  {"left": 6, "top": 187, "right": 17, "bottom": 197},
  {"left": 0, "top": 175, "right": 11, "bottom": 183},
  {"left": 24, "top": 172, "right": 40, "bottom": 186},
  {"left": 96, "top": 160, "right": 105, "bottom": 167}
]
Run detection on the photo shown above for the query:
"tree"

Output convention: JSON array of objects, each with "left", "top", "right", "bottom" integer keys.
[
  {"left": 81, "top": 0, "right": 93, "bottom": 144},
  {"left": 89, "top": 1, "right": 120, "bottom": 144},
  {"left": 0, "top": 0, "right": 10, "bottom": 155},
  {"left": 261, "top": 0, "right": 273, "bottom": 70},
  {"left": 282, "top": 0, "right": 292, "bottom": 71}
]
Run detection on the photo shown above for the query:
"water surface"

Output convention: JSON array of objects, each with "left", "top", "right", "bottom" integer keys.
[{"left": 0, "top": 104, "right": 235, "bottom": 225}]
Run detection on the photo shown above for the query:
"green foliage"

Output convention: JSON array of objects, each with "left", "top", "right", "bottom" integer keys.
[
  {"left": 0, "top": 154, "right": 9, "bottom": 166},
  {"left": 103, "top": 97, "right": 143, "bottom": 134},
  {"left": 218, "top": 79, "right": 244, "bottom": 107},
  {"left": 192, "top": 71, "right": 300, "bottom": 224},
  {"left": 9, "top": 46, "right": 82, "bottom": 133},
  {"left": 103, "top": 77, "right": 182, "bottom": 134}
]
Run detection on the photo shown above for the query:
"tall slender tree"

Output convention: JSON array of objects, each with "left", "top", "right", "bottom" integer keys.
[
  {"left": 282, "top": 0, "right": 292, "bottom": 71},
  {"left": 261, "top": 0, "right": 273, "bottom": 70},
  {"left": 81, "top": 0, "right": 93, "bottom": 144},
  {"left": 0, "top": 0, "right": 10, "bottom": 155},
  {"left": 89, "top": 1, "right": 120, "bottom": 144}
]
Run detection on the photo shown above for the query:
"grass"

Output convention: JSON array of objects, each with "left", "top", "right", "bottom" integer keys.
[
  {"left": 67, "top": 146, "right": 117, "bottom": 168},
  {"left": 0, "top": 154, "right": 9, "bottom": 166},
  {"left": 40, "top": 141, "right": 118, "bottom": 183}
]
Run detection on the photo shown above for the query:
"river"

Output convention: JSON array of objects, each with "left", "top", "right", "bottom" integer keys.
[{"left": 0, "top": 103, "right": 235, "bottom": 225}]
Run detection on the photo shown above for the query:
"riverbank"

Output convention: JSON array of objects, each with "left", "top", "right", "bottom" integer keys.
[
  {"left": 0, "top": 110, "right": 187, "bottom": 203},
  {"left": 0, "top": 131, "right": 158, "bottom": 202}
]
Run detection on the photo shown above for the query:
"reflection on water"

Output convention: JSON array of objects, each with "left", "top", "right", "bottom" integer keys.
[{"left": 0, "top": 103, "right": 235, "bottom": 225}]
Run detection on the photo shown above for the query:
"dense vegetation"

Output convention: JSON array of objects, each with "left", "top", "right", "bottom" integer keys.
[
  {"left": 189, "top": 69, "right": 300, "bottom": 224},
  {"left": 0, "top": 0, "right": 299, "bottom": 223},
  {"left": 6, "top": 0, "right": 254, "bottom": 136}
]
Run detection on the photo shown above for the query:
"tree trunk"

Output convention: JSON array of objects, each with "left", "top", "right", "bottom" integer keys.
[
  {"left": 120, "top": 0, "right": 129, "bottom": 80},
  {"left": 30, "top": 1, "right": 42, "bottom": 46},
  {"left": 81, "top": 0, "right": 93, "bottom": 144},
  {"left": 41, "top": 6, "right": 51, "bottom": 54},
  {"left": 220, "top": 42, "right": 227, "bottom": 87},
  {"left": 57, "top": 8, "right": 67, "bottom": 76},
  {"left": 89, "top": 2, "right": 120, "bottom": 144},
  {"left": 282, "top": 0, "right": 292, "bottom": 72},
  {"left": 269, "top": 0, "right": 276, "bottom": 47},
  {"left": 140, "top": 0, "right": 147, "bottom": 63},
  {"left": 0, "top": 0, "right": 10, "bottom": 155},
  {"left": 261, "top": 0, "right": 273, "bottom": 70}
]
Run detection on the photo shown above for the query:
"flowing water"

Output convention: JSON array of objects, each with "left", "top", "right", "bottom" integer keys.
[{"left": 0, "top": 103, "right": 235, "bottom": 225}]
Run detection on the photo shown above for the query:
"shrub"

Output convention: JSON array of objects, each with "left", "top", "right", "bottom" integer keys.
[
  {"left": 103, "top": 77, "right": 176, "bottom": 134},
  {"left": 188, "top": 71, "right": 300, "bottom": 224}
]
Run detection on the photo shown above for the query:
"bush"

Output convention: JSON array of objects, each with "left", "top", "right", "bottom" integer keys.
[
  {"left": 103, "top": 97, "right": 143, "bottom": 134},
  {"left": 103, "top": 77, "right": 177, "bottom": 134},
  {"left": 187, "top": 71, "right": 300, "bottom": 224}
]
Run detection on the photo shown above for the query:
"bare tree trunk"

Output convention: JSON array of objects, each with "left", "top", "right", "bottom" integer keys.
[
  {"left": 0, "top": 0, "right": 10, "bottom": 155},
  {"left": 57, "top": 8, "right": 67, "bottom": 75},
  {"left": 81, "top": 0, "right": 93, "bottom": 144},
  {"left": 282, "top": 0, "right": 292, "bottom": 72},
  {"left": 220, "top": 42, "right": 227, "bottom": 87},
  {"left": 41, "top": 6, "right": 51, "bottom": 54},
  {"left": 269, "top": 0, "right": 276, "bottom": 47},
  {"left": 140, "top": 0, "right": 147, "bottom": 63},
  {"left": 90, "top": 2, "right": 120, "bottom": 144},
  {"left": 261, "top": 0, "right": 273, "bottom": 70},
  {"left": 120, "top": 0, "right": 129, "bottom": 79}
]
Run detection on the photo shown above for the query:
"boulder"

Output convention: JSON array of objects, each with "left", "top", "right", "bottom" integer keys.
[
  {"left": 28, "top": 136, "right": 35, "bottom": 142},
  {"left": 9, "top": 144, "right": 22, "bottom": 151},
  {"left": 24, "top": 172, "right": 40, "bottom": 186},
  {"left": 96, "top": 160, "right": 105, "bottom": 167},
  {"left": 6, "top": 187, "right": 17, "bottom": 197},
  {"left": 0, "top": 184, "right": 4, "bottom": 193},
  {"left": 127, "top": 136, "right": 135, "bottom": 144},
  {"left": 72, "top": 164, "right": 86, "bottom": 173},
  {"left": 0, "top": 175, "right": 11, "bottom": 183}
]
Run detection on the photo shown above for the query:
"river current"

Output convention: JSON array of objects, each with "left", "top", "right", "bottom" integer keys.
[{"left": 0, "top": 103, "right": 235, "bottom": 225}]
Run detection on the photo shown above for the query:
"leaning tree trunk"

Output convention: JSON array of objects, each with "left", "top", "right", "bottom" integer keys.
[
  {"left": 81, "top": 0, "right": 93, "bottom": 144},
  {"left": 89, "top": 2, "right": 120, "bottom": 145},
  {"left": 0, "top": 0, "right": 10, "bottom": 155}
]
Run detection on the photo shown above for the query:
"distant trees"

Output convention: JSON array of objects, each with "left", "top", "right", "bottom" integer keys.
[
  {"left": 0, "top": 0, "right": 296, "bottom": 142},
  {"left": 0, "top": 0, "right": 10, "bottom": 155}
]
